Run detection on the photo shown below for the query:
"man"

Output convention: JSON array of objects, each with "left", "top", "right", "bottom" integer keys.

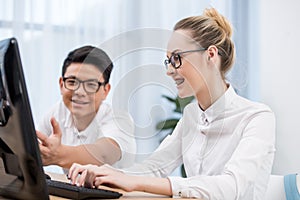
[{"left": 37, "top": 46, "right": 136, "bottom": 172}]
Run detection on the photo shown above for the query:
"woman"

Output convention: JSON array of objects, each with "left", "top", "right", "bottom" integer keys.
[{"left": 68, "top": 8, "right": 275, "bottom": 200}]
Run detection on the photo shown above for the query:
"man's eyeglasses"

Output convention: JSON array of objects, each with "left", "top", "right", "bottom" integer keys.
[
  {"left": 63, "top": 76, "right": 105, "bottom": 94},
  {"left": 164, "top": 48, "right": 207, "bottom": 69}
]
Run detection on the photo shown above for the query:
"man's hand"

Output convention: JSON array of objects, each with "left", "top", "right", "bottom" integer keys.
[
  {"left": 36, "top": 117, "right": 64, "bottom": 166},
  {"left": 36, "top": 117, "right": 122, "bottom": 169}
]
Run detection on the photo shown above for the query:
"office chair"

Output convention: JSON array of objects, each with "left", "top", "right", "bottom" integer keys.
[
  {"left": 284, "top": 174, "right": 300, "bottom": 200},
  {"left": 265, "top": 174, "right": 300, "bottom": 200}
]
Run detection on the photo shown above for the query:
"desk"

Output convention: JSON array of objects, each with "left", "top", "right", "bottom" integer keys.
[
  {"left": 50, "top": 191, "right": 170, "bottom": 200},
  {"left": 49, "top": 173, "right": 172, "bottom": 200}
]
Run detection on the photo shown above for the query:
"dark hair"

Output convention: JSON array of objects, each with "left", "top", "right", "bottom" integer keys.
[
  {"left": 174, "top": 8, "right": 235, "bottom": 79},
  {"left": 62, "top": 45, "right": 113, "bottom": 84}
]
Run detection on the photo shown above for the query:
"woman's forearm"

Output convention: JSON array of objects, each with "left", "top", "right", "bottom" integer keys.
[{"left": 133, "top": 176, "right": 172, "bottom": 196}]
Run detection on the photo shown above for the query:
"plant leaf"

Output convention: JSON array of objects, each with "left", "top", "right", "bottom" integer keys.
[
  {"left": 174, "top": 96, "right": 194, "bottom": 113},
  {"left": 156, "top": 119, "right": 179, "bottom": 130},
  {"left": 162, "top": 95, "right": 176, "bottom": 103},
  {"left": 181, "top": 164, "right": 187, "bottom": 178}
]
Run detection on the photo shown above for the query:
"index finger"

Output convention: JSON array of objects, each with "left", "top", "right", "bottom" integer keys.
[{"left": 69, "top": 163, "right": 86, "bottom": 185}]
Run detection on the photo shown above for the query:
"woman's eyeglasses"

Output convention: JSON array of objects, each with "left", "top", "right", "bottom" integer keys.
[{"left": 164, "top": 48, "right": 207, "bottom": 69}]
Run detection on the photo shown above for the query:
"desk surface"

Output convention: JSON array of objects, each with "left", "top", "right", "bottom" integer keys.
[
  {"left": 50, "top": 191, "right": 170, "bottom": 200},
  {"left": 49, "top": 173, "right": 172, "bottom": 200}
]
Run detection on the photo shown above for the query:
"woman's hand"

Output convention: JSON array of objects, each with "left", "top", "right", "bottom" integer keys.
[{"left": 68, "top": 163, "right": 137, "bottom": 192}]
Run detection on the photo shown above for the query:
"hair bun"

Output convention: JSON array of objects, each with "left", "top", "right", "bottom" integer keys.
[{"left": 204, "top": 8, "right": 233, "bottom": 38}]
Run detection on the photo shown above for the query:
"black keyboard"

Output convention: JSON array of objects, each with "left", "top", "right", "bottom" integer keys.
[{"left": 46, "top": 179, "right": 122, "bottom": 199}]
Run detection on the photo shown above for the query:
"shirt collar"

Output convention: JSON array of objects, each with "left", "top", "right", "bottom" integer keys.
[
  {"left": 198, "top": 84, "right": 237, "bottom": 124},
  {"left": 63, "top": 103, "right": 104, "bottom": 134},
  {"left": 64, "top": 110, "right": 99, "bottom": 138},
  {"left": 64, "top": 108, "right": 73, "bottom": 128}
]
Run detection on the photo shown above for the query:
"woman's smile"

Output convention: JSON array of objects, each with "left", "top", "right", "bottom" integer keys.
[{"left": 175, "top": 78, "right": 184, "bottom": 86}]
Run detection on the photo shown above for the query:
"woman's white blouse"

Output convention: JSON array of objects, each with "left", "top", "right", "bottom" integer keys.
[{"left": 125, "top": 85, "right": 276, "bottom": 200}]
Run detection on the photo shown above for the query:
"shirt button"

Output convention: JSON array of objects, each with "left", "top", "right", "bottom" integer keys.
[
  {"left": 204, "top": 118, "right": 209, "bottom": 125},
  {"left": 178, "top": 191, "right": 182, "bottom": 197},
  {"left": 200, "top": 113, "right": 208, "bottom": 125}
]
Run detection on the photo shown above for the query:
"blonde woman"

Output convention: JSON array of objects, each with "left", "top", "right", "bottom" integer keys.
[{"left": 68, "top": 8, "right": 275, "bottom": 200}]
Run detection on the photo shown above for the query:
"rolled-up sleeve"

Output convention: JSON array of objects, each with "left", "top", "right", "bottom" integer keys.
[{"left": 102, "top": 109, "right": 137, "bottom": 168}]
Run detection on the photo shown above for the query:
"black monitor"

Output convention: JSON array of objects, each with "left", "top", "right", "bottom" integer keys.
[{"left": 0, "top": 38, "right": 49, "bottom": 200}]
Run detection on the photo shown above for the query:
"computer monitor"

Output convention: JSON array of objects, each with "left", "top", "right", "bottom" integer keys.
[{"left": 0, "top": 38, "right": 49, "bottom": 200}]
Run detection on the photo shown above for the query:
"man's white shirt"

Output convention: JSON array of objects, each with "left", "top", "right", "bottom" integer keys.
[{"left": 38, "top": 101, "right": 136, "bottom": 173}]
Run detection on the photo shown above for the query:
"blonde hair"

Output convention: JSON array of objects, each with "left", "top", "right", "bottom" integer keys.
[{"left": 174, "top": 8, "right": 235, "bottom": 78}]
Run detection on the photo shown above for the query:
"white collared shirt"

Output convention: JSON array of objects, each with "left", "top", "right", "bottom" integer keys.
[
  {"left": 38, "top": 101, "right": 136, "bottom": 170},
  {"left": 124, "top": 85, "right": 276, "bottom": 200}
]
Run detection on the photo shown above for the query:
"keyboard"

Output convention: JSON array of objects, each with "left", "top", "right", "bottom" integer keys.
[{"left": 46, "top": 179, "right": 122, "bottom": 199}]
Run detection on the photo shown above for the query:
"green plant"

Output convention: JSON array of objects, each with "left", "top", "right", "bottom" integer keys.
[
  {"left": 156, "top": 95, "right": 194, "bottom": 135},
  {"left": 156, "top": 95, "right": 194, "bottom": 177}
]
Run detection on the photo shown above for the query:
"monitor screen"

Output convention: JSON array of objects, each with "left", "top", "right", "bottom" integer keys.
[{"left": 0, "top": 38, "right": 49, "bottom": 200}]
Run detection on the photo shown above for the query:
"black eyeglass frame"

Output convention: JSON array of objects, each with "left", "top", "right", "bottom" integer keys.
[
  {"left": 62, "top": 76, "right": 106, "bottom": 94},
  {"left": 164, "top": 48, "right": 207, "bottom": 69}
]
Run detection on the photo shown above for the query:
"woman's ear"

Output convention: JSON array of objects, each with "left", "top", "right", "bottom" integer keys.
[{"left": 207, "top": 45, "right": 218, "bottom": 61}]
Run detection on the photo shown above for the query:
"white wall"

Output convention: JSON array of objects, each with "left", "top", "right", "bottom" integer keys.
[{"left": 259, "top": 0, "right": 300, "bottom": 174}]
